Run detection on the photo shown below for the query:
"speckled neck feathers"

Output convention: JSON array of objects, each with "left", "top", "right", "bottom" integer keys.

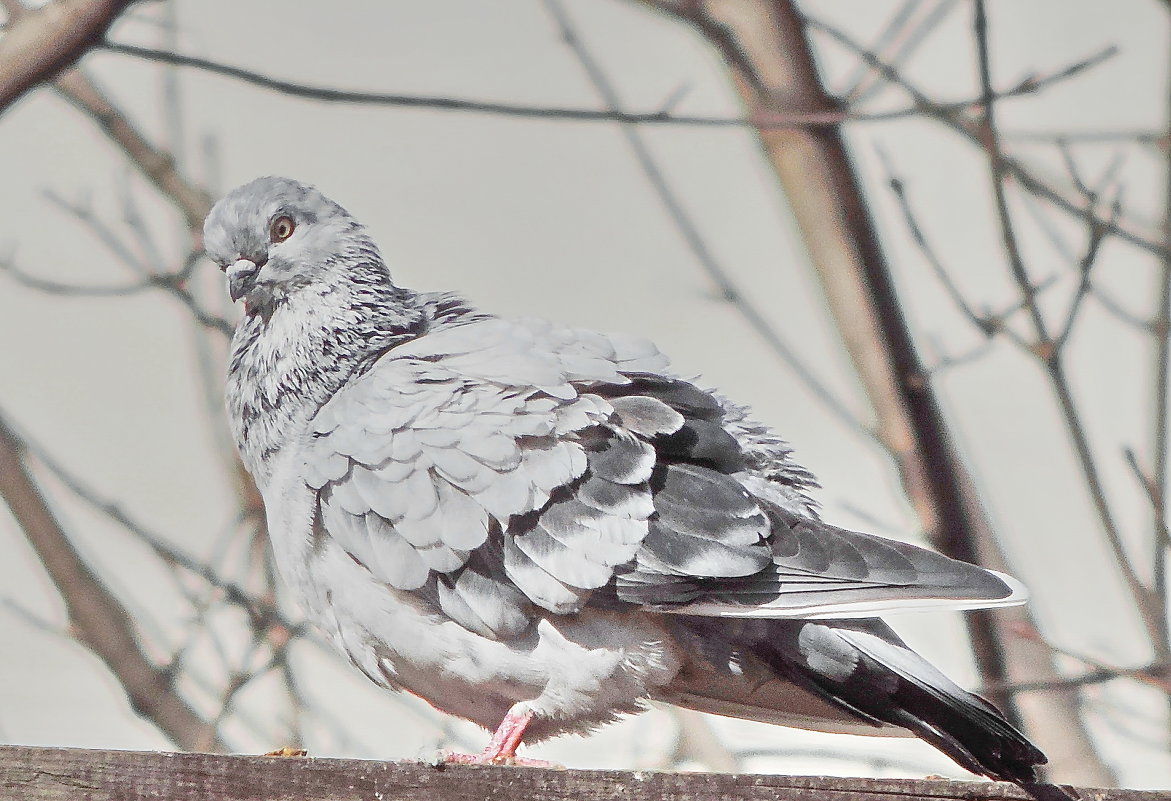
[{"left": 226, "top": 270, "right": 424, "bottom": 488}]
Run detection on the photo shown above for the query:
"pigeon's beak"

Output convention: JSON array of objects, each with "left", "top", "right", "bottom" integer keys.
[{"left": 226, "top": 258, "right": 260, "bottom": 302}]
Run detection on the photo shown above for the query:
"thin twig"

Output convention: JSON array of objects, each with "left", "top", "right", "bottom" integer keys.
[
  {"left": 1003, "top": 129, "right": 1167, "bottom": 148},
  {"left": 1051, "top": 195, "right": 1119, "bottom": 354},
  {"left": 0, "top": 255, "right": 153, "bottom": 296},
  {"left": 1012, "top": 621, "right": 1171, "bottom": 694},
  {"left": 983, "top": 660, "right": 1171, "bottom": 695},
  {"left": 98, "top": 39, "right": 1112, "bottom": 136},
  {"left": 1124, "top": 448, "right": 1171, "bottom": 554},
  {"left": 25, "top": 432, "right": 297, "bottom": 637},
  {"left": 50, "top": 67, "right": 211, "bottom": 231},
  {"left": 543, "top": 0, "right": 871, "bottom": 441},
  {"left": 879, "top": 148, "right": 1027, "bottom": 347},
  {"left": 1013, "top": 186, "right": 1151, "bottom": 333},
  {"left": 44, "top": 189, "right": 152, "bottom": 275},
  {"left": 972, "top": 0, "right": 1163, "bottom": 650},
  {"left": 806, "top": 15, "right": 1168, "bottom": 260},
  {"left": 844, "top": 0, "right": 960, "bottom": 105}
]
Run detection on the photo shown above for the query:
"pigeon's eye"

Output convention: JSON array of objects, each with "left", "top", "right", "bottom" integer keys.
[{"left": 270, "top": 216, "right": 296, "bottom": 243}]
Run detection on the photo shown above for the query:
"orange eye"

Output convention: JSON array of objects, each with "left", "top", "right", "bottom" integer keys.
[{"left": 270, "top": 215, "right": 295, "bottom": 242}]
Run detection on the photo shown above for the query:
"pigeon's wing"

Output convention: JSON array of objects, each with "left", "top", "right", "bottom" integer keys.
[
  {"left": 590, "top": 375, "right": 1027, "bottom": 620},
  {"left": 302, "top": 316, "right": 669, "bottom": 639},
  {"left": 304, "top": 316, "right": 1023, "bottom": 641}
]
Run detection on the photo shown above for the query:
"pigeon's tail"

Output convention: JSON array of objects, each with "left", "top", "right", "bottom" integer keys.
[{"left": 755, "top": 618, "right": 1047, "bottom": 785}]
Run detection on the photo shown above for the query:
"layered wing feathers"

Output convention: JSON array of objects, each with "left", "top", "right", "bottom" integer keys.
[{"left": 302, "top": 316, "right": 1022, "bottom": 640}]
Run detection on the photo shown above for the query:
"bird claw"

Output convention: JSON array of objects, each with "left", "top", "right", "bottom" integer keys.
[{"left": 436, "top": 705, "right": 560, "bottom": 767}]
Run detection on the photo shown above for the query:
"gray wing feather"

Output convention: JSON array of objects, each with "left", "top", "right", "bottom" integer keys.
[
  {"left": 584, "top": 430, "right": 655, "bottom": 484},
  {"left": 577, "top": 474, "right": 655, "bottom": 519},
  {"left": 437, "top": 553, "right": 534, "bottom": 640},
  {"left": 503, "top": 536, "right": 590, "bottom": 614},
  {"left": 538, "top": 499, "right": 645, "bottom": 565},
  {"left": 608, "top": 395, "right": 685, "bottom": 437},
  {"left": 512, "top": 525, "right": 615, "bottom": 589}
]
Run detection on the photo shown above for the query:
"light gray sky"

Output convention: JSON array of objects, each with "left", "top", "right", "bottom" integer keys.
[{"left": 0, "top": 0, "right": 1168, "bottom": 788}]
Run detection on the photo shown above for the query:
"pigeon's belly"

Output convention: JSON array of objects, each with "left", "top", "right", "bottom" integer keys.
[
  {"left": 302, "top": 538, "right": 683, "bottom": 737},
  {"left": 263, "top": 477, "right": 684, "bottom": 738}
]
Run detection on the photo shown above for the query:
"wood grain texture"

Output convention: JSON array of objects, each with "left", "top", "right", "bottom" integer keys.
[{"left": 0, "top": 745, "right": 1161, "bottom": 801}]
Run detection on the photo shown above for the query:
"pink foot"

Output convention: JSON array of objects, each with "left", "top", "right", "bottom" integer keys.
[{"left": 440, "top": 706, "right": 556, "bottom": 766}]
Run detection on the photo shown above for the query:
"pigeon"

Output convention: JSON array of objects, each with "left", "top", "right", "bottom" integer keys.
[{"left": 205, "top": 176, "right": 1053, "bottom": 788}]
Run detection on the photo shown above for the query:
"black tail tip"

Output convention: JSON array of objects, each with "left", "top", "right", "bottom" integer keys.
[{"left": 1020, "top": 781, "right": 1081, "bottom": 801}]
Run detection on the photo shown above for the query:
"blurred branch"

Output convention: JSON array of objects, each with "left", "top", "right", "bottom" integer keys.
[
  {"left": 45, "top": 189, "right": 151, "bottom": 275},
  {"left": 543, "top": 0, "right": 870, "bottom": 441},
  {"left": 1004, "top": 130, "right": 1167, "bottom": 148},
  {"left": 1011, "top": 622, "right": 1171, "bottom": 695},
  {"left": 841, "top": 0, "right": 960, "bottom": 105},
  {"left": 879, "top": 151, "right": 1028, "bottom": 347},
  {"left": 1013, "top": 185, "right": 1153, "bottom": 334},
  {"left": 51, "top": 68, "right": 211, "bottom": 232},
  {"left": 24, "top": 430, "right": 295, "bottom": 637},
  {"left": 45, "top": 64, "right": 254, "bottom": 488},
  {"left": 1051, "top": 197, "right": 1117, "bottom": 356},
  {"left": 99, "top": 39, "right": 1107, "bottom": 134},
  {"left": 971, "top": 0, "right": 1163, "bottom": 651},
  {"left": 0, "top": 249, "right": 232, "bottom": 335},
  {"left": 986, "top": 661, "right": 1171, "bottom": 695},
  {"left": 0, "top": 254, "right": 153, "bottom": 295},
  {"left": 805, "top": 16, "right": 1168, "bottom": 260},
  {"left": 652, "top": 0, "right": 1022, "bottom": 706},
  {"left": 0, "top": 411, "right": 225, "bottom": 752},
  {"left": 1123, "top": 449, "right": 1171, "bottom": 552},
  {"left": 0, "top": 0, "right": 131, "bottom": 115}
]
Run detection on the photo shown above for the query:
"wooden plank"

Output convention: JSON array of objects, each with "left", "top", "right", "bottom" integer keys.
[{"left": 0, "top": 745, "right": 1162, "bottom": 801}]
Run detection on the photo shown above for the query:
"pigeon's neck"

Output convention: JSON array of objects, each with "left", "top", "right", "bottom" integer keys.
[{"left": 226, "top": 280, "right": 422, "bottom": 487}]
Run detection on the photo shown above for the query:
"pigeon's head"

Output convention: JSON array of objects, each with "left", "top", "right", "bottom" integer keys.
[{"left": 203, "top": 177, "right": 389, "bottom": 312}]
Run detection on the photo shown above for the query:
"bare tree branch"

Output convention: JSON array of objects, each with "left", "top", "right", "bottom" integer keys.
[
  {"left": 1004, "top": 129, "right": 1167, "bottom": 147},
  {"left": 972, "top": 0, "right": 1163, "bottom": 652},
  {"left": 654, "top": 0, "right": 1024, "bottom": 706},
  {"left": 0, "top": 254, "right": 153, "bottom": 295},
  {"left": 0, "top": 411, "right": 225, "bottom": 752},
  {"left": 0, "top": 0, "right": 131, "bottom": 115},
  {"left": 96, "top": 39, "right": 1112, "bottom": 135},
  {"left": 878, "top": 150, "right": 1029, "bottom": 348},
  {"left": 842, "top": 0, "right": 960, "bottom": 105},
  {"left": 543, "top": 0, "right": 871, "bottom": 441},
  {"left": 805, "top": 16, "right": 1168, "bottom": 260},
  {"left": 51, "top": 67, "right": 212, "bottom": 232},
  {"left": 25, "top": 431, "right": 296, "bottom": 637}
]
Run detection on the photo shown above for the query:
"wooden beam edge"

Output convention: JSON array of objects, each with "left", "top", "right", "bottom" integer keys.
[{"left": 0, "top": 745, "right": 1162, "bottom": 801}]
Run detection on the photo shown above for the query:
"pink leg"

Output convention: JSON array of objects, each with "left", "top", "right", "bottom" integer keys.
[{"left": 442, "top": 705, "right": 554, "bottom": 766}]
